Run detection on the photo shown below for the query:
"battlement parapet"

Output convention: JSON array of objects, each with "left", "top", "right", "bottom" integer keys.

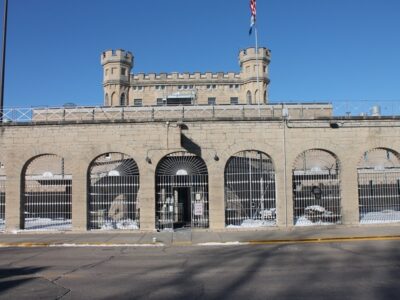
[
  {"left": 101, "top": 49, "right": 133, "bottom": 66},
  {"left": 239, "top": 47, "right": 271, "bottom": 63},
  {"left": 132, "top": 71, "right": 241, "bottom": 82}
]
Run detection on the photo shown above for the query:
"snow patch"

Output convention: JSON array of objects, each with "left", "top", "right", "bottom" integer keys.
[
  {"left": 24, "top": 218, "right": 72, "bottom": 230},
  {"left": 295, "top": 205, "right": 339, "bottom": 226},
  {"left": 360, "top": 210, "right": 400, "bottom": 224},
  {"left": 197, "top": 241, "right": 249, "bottom": 246},
  {"left": 100, "top": 219, "right": 139, "bottom": 230},
  {"left": 49, "top": 243, "right": 164, "bottom": 248},
  {"left": 227, "top": 219, "right": 276, "bottom": 228}
]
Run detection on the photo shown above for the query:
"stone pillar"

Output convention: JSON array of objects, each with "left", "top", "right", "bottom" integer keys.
[
  {"left": 139, "top": 164, "right": 156, "bottom": 231},
  {"left": 340, "top": 162, "right": 359, "bottom": 225},
  {"left": 5, "top": 162, "right": 23, "bottom": 231},
  {"left": 71, "top": 160, "right": 88, "bottom": 231},
  {"left": 208, "top": 165, "right": 225, "bottom": 230}
]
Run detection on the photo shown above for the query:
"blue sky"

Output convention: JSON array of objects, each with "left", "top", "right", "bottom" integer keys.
[{"left": 2, "top": 0, "right": 400, "bottom": 108}]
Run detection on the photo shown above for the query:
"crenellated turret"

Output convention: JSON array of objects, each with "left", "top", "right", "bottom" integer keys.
[
  {"left": 101, "top": 49, "right": 133, "bottom": 106},
  {"left": 239, "top": 47, "right": 271, "bottom": 104}
]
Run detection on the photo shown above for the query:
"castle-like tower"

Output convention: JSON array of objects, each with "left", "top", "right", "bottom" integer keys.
[
  {"left": 101, "top": 49, "right": 133, "bottom": 106},
  {"left": 101, "top": 47, "right": 270, "bottom": 107}
]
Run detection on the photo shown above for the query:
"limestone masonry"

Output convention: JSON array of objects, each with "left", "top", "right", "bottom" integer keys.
[
  {"left": 0, "top": 46, "right": 399, "bottom": 233},
  {"left": 101, "top": 48, "right": 270, "bottom": 107}
]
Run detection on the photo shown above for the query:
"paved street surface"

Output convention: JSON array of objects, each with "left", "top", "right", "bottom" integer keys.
[{"left": 1, "top": 239, "right": 400, "bottom": 299}]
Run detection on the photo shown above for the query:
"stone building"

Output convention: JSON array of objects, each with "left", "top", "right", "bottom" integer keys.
[
  {"left": 101, "top": 47, "right": 270, "bottom": 107},
  {"left": 0, "top": 46, "right": 399, "bottom": 233}
]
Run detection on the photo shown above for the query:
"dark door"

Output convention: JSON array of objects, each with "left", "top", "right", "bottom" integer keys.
[{"left": 173, "top": 187, "right": 191, "bottom": 228}]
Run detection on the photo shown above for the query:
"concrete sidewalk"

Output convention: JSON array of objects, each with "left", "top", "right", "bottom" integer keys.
[{"left": 0, "top": 224, "right": 400, "bottom": 247}]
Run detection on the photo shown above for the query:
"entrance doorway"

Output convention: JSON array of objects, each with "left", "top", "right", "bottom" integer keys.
[
  {"left": 155, "top": 152, "right": 209, "bottom": 231},
  {"left": 173, "top": 187, "right": 191, "bottom": 228}
]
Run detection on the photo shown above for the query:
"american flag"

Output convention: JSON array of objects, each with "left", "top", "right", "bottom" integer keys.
[{"left": 249, "top": 0, "right": 256, "bottom": 35}]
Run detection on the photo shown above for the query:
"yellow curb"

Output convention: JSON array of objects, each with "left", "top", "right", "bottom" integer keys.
[
  {"left": 248, "top": 235, "right": 400, "bottom": 245},
  {"left": 172, "top": 241, "right": 193, "bottom": 246}
]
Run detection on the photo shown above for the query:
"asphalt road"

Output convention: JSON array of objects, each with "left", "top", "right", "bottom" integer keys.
[{"left": 1, "top": 240, "right": 400, "bottom": 300}]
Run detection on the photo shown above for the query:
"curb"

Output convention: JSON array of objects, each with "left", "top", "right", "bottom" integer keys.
[{"left": 1, "top": 235, "right": 400, "bottom": 248}]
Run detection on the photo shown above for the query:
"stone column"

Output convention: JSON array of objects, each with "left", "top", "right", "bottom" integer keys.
[
  {"left": 208, "top": 165, "right": 225, "bottom": 230},
  {"left": 71, "top": 160, "right": 88, "bottom": 231},
  {"left": 139, "top": 163, "right": 156, "bottom": 231},
  {"left": 5, "top": 161, "right": 23, "bottom": 231},
  {"left": 340, "top": 162, "right": 359, "bottom": 225}
]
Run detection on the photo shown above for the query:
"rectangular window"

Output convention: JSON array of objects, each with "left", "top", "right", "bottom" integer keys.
[
  {"left": 134, "top": 99, "right": 142, "bottom": 107},
  {"left": 208, "top": 97, "right": 216, "bottom": 105},
  {"left": 121, "top": 68, "right": 126, "bottom": 75},
  {"left": 230, "top": 97, "right": 239, "bottom": 105},
  {"left": 156, "top": 98, "right": 164, "bottom": 106}
]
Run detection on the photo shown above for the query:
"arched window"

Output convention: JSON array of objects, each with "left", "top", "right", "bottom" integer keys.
[
  {"left": 120, "top": 93, "right": 126, "bottom": 106},
  {"left": 155, "top": 152, "right": 209, "bottom": 230},
  {"left": 225, "top": 150, "right": 276, "bottom": 227},
  {"left": 22, "top": 154, "right": 72, "bottom": 230},
  {"left": 0, "top": 161, "right": 5, "bottom": 231},
  {"left": 105, "top": 93, "right": 109, "bottom": 106},
  {"left": 292, "top": 149, "right": 341, "bottom": 226},
  {"left": 246, "top": 90, "right": 252, "bottom": 104},
  {"left": 357, "top": 148, "right": 400, "bottom": 224},
  {"left": 254, "top": 90, "right": 259, "bottom": 104},
  {"left": 88, "top": 153, "right": 140, "bottom": 230},
  {"left": 111, "top": 92, "right": 116, "bottom": 106}
]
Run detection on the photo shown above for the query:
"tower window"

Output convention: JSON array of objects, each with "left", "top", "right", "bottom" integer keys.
[
  {"left": 134, "top": 99, "right": 143, "bottom": 107},
  {"left": 157, "top": 98, "right": 165, "bottom": 106},
  {"left": 230, "top": 97, "right": 239, "bottom": 105},
  {"left": 121, "top": 68, "right": 126, "bottom": 75},
  {"left": 120, "top": 93, "right": 126, "bottom": 106},
  {"left": 208, "top": 97, "right": 216, "bottom": 105}
]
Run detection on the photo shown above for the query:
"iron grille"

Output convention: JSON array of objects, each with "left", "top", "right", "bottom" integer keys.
[
  {"left": 293, "top": 149, "right": 341, "bottom": 226},
  {"left": 156, "top": 152, "right": 209, "bottom": 231},
  {"left": 23, "top": 155, "right": 72, "bottom": 230},
  {"left": 88, "top": 153, "right": 140, "bottom": 230},
  {"left": 225, "top": 150, "right": 276, "bottom": 227},
  {"left": 358, "top": 148, "right": 400, "bottom": 224}
]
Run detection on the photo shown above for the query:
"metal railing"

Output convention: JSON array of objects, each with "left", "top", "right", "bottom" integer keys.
[
  {"left": 225, "top": 151, "right": 276, "bottom": 228},
  {"left": 292, "top": 150, "right": 342, "bottom": 226},
  {"left": 1, "top": 101, "right": 400, "bottom": 124},
  {"left": 88, "top": 153, "right": 140, "bottom": 230},
  {"left": 23, "top": 154, "right": 72, "bottom": 231},
  {"left": 0, "top": 103, "right": 332, "bottom": 124}
]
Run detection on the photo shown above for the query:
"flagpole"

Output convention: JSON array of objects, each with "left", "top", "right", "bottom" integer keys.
[
  {"left": 0, "top": 0, "right": 8, "bottom": 122},
  {"left": 255, "top": 24, "right": 260, "bottom": 112}
]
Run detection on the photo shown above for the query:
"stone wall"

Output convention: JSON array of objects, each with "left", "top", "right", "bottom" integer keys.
[{"left": 1, "top": 116, "right": 399, "bottom": 232}]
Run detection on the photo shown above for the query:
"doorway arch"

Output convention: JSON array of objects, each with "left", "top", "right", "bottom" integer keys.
[{"left": 155, "top": 151, "right": 209, "bottom": 230}]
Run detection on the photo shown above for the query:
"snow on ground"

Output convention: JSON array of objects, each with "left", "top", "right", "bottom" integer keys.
[
  {"left": 360, "top": 210, "right": 400, "bottom": 224},
  {"left": 48, "top": 243, "right": 164, "bottom": 248},
  {"left": 197, "top": 241, "right": 249, "bottom": 246},
  {"left": 24, "top": 218, "right": 72, "bottom": 230},
  {"left": 226, "top": 219, "right": 276, "bottom": 228},
  {"left": 295, "top": 216, "right": 337, "bottom": 226},
  {"left": 100, "top": 219, "right": 139, "bottom": 230}
]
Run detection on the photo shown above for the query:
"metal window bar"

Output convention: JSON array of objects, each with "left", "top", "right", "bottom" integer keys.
[
  {"left": 0, "top": 173, "right": 5, "bottom": 231},
  {"left": 88, "top": 153, "right": 140, "bottom": 230},
  {"left": 293, "top": 150, "right": 342, "bottom": 226},
  {"left": 23, "top": 155, "right": 72, "bottom": 230},
  {"left": 225, "top": 150, "right": 276, "bottom": 227},
  {"left": 155, "top": 152, "right": 209, "bottom": 231},
  {"left": 358, "top": 148, "right": 400, "bottom": 224}
]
